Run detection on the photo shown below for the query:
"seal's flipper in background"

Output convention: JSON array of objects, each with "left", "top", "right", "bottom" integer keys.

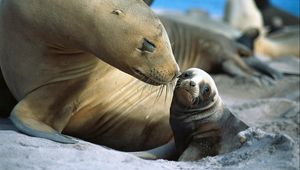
[
  {"left": 243, "top": 57, "right": 283, "bottom": 80},
  {"left": 236, "top": 28, "right": 260, "bottom": 51},
  {"left": 222, "top": 57, "right": 276, "bottom": 86},
  {"left": 222, "top": 57, "right": 260, "bottom": 78},
  {"left": 10, "top": 101, "right": 77, "bottom": 144},
  {"left": 234, "top": 43, "right": 283, "bottom": 80},
  {"left": 221, "top": 41, "right": 283, "bottom": 83},
  {"left": 130, "top": 140, "right": 177, "bottom": 160}
]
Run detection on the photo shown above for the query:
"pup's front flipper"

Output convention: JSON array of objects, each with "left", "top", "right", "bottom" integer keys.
[
  {"left": 131, "top": 140, "right": 177, "bottom": 160},
  {"left": 178, "top": 142, "right": 203, "bottom": 161}
]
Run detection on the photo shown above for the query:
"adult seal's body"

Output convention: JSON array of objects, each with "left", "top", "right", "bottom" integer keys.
[
  {"left": 0, "top": 0, "right": 280, "bottom": 154},
  {"left": 170, "top": 68, "right": 249, "bottom": 161},
  {"left": 0, "top": 0, "right": 179, "bottom": 150},
  {"left": 159, "top": 16, "right": 281, "bottom": 79}
]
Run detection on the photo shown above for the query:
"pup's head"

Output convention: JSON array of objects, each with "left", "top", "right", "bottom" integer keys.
[{"left": 174, "top": 68, "right": 219, "bottom": 109}]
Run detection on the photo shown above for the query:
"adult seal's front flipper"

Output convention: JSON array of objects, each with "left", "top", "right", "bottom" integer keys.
[{"left": 10, "top": 101, "right": 77, "bottom": 144}]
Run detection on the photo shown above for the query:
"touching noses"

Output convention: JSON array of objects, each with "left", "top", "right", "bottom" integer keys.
[{"left": 173, "top": 70, "right": 181, "bottom": 81}]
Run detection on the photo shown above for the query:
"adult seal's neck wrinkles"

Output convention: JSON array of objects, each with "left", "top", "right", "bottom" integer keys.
[{"left": 160, "top": 17, "right": 193, "bottom": 68}]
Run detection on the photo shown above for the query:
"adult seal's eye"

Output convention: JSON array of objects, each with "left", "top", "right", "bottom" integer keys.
[{"left": 139, "top": 38, "right": 156, "bottom": 53}]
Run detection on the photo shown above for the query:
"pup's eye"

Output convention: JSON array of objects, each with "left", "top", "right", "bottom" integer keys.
[{"left": 202, "top": 85, "right": 211, "bottom": 96}]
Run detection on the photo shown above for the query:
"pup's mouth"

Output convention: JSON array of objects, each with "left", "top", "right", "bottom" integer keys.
[
  {"left": 176, "top": 84, "right": 199, "bottom": 106},
  {"left": 133, "top": 68, "right": 164, "bottom": 86}
]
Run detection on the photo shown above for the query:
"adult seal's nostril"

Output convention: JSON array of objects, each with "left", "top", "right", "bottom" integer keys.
[{"left": 190, "top": 81, "right": 196, "bottom": 87}]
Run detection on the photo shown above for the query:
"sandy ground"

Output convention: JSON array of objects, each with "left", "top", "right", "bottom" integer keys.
[{"left": 0, "top": 57, "right": 299, "bottom": 170}]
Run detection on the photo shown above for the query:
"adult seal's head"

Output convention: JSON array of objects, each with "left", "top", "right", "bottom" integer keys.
[
  {"left": 170, "top": 68, "right": 248, "bottom": 161},
  {"left": 90, "top": 0, "right": 180, "bottom": 85},
  {"left": 101, "top": 0, "right": 180, "bottom": 85},
  {"left": 0, "top": 0, "right": 180, "bottom": 146},
  {"left": 4, "top": 0, "right": 179, "bottom": 86}
]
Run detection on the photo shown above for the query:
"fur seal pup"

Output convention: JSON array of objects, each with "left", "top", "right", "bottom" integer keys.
[
  {"left": 170, "top": 68, "right": 249, "bottom": 161},
  {"left": 0, "top": 0, "right": 179, "bottom": 147}
]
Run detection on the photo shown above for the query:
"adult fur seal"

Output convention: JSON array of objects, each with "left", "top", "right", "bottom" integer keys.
[
  {"left": 255, "top": 26, "right": 300, "bottom": 58},
  {"left": 224, "top": 0, "right": 264, "bottom": 32},
  {"left": 170, "top": 68, "right": 249, "bottom": 161},
  {"left": 0, "top": 0, "right": 179, "bottom": 148},
  {"left": 224, "top": 0, "right": 300, "bottom": 58},
  {"left": 159, "top": 16, "right": 281, "bottom": 79}
]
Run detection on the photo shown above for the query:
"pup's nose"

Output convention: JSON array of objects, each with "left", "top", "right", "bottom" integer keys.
[{"left": 190, "top": 81, "right": 196, "bottom": 87}]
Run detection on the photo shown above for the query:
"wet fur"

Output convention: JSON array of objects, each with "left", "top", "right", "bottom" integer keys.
[{"left": 170, "top": 68, "right": 249, "bottom": 161}]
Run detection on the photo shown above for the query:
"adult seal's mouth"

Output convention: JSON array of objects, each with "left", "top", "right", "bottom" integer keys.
[{"left": 132, "top": 68, "right": 168, "bottom": 86}]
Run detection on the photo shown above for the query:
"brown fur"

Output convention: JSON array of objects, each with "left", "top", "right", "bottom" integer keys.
[{"left": 170, "top": 68, "right": 248, "bottom": 161}]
